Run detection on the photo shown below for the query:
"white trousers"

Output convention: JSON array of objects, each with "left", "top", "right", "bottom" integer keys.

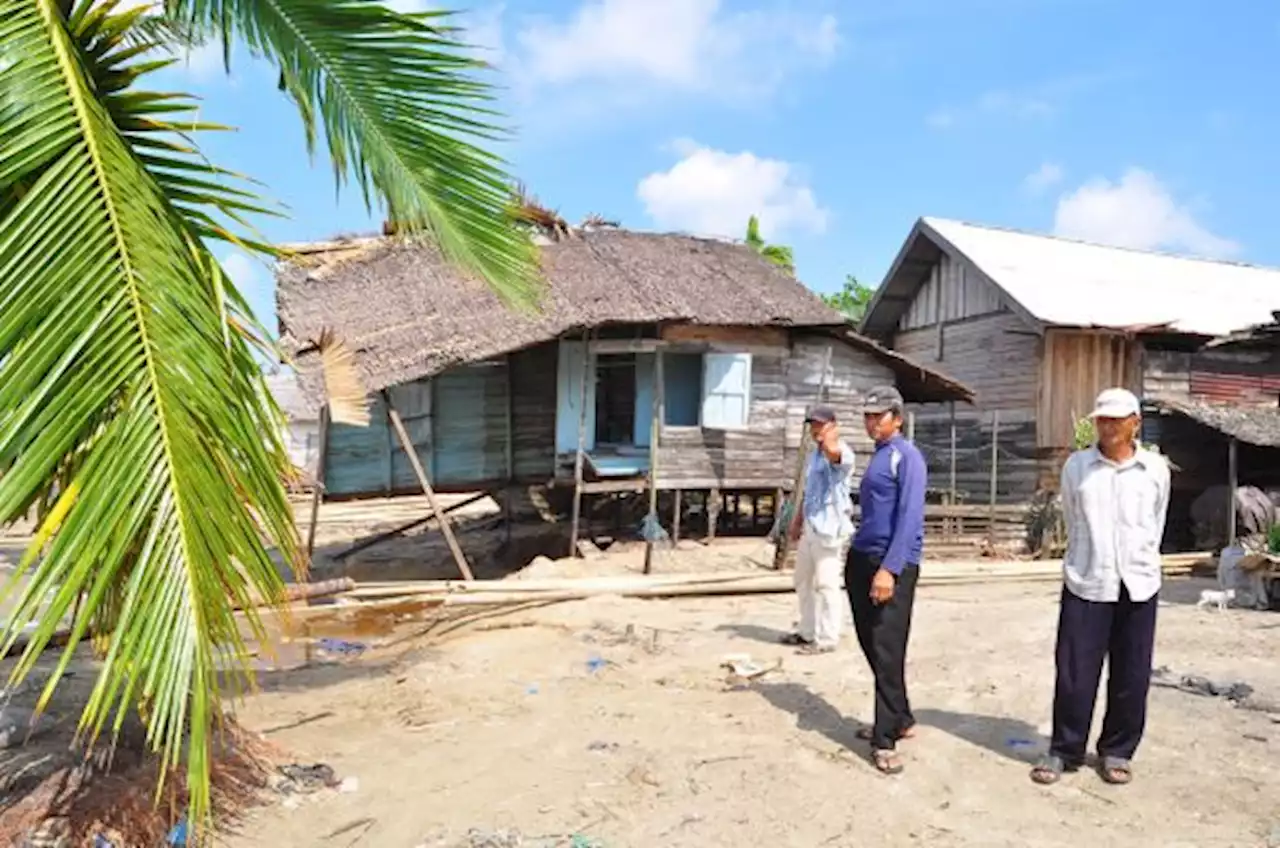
[{"left": 794, "top": 530, "right": 847, "bottom": 648}]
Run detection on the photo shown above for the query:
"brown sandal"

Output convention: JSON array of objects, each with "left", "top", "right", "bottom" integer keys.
[
  {"left": 1099, "top": 757, "right": 1133, "bottom": 785},
  {"left": 857, "top": 724, "right": 915, "bottom": 742},
  {"left": 871, "top": 749, "right": 903, "bottom": 775}
]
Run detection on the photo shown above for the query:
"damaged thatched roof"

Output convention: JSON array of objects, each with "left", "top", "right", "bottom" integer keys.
[
  {"left": 276, "top": 228, "right": 972, "bottom": 405},
  {"left": 1149, "top": 399, "right": 1280, "bottom": 448}
]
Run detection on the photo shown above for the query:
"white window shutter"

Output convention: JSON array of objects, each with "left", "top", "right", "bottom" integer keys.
[{"left": 702, "top": 353, "right": 752, "bottom": 428}]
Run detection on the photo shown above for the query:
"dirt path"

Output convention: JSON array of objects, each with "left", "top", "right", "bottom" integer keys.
[{"left": 227, "top": 577, "right": 1280, "bottom": 848}]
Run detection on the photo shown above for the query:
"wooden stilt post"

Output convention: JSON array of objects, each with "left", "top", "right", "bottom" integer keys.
[
  {"left": 504, "top": 353, "right": 516, "bottom": 548},
  {"left": 383, "top": 390, "right": 474, "bottom": 581},
  {"left": 987, "top": 410, "right": 1000, "bottom": 550},
  {"left": 644, "top": 349, "right": 664, "bottom": 574},
  {"left": 948, "top": 401, "right": 957, "bottom": 541},
  {"left": 569, "top": 330, "right": 592, "bottom": 557},
  {"left": 1227, "top": 437, "right": 1239, "bottom": 547},
  {"left": 305, "top": 404, "right": 331, "bottom": 563},
  {"left": 906, "top": 410, "right": 916, "bottom": 441},
  {"left": 707, "top": 488, "right": 721, "bottom": 541},
  {"left": 672, "top": 488, "right": 682, "bottom": 545}
]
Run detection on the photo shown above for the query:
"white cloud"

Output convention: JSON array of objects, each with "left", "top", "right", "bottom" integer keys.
[
  {"left": 511, "top": 0, "right": 839, "bottom": 100},
  {"left": 927, "top": 71, "right": 1120, "bottom": 131},
  {"left": 1052, "top": 169, "right": 1239, "bottom": 258},
  {"left": 1022, "top": 162, "right": 1064, "bottom": 195},
  {"left": 636, "top": 140, "right": 828, "bottom": 240},
  {"left": 177, "top": 43, "right": 226, "bottom": 82}
]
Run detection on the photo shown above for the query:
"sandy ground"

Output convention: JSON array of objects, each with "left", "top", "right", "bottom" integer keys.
[{"left": 224, "top": 549, "right": 1280, "bottom": 848}]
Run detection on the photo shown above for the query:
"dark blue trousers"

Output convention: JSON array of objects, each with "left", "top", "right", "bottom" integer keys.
[{"left": 1049, "top": 583, "right": 1158, "bottom": 766}]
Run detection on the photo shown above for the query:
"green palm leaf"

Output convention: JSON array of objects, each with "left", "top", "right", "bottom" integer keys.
[
  {"left": 0, "top": 0, "right": 296, "bottom": 830},
  {"left": 170, "top": 0, "right": 543, "bottom": 308}
]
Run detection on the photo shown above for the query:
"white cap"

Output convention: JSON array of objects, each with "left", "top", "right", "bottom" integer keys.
[{"left": 1088, "top": 387, "right": 1141, "bottom": 420}]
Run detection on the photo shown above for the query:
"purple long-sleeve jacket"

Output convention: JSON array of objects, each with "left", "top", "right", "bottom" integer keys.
[{"left": 851, "top": 434, "right": 927, "bottom": 574}]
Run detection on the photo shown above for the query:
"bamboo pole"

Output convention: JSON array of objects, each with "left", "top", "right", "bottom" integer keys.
[
  {"left": 305, "top": 404, "right": 331, "bottom": 562},
  {"left": 987, "top": 410, "right": 1000, "bottom": 549},
  {"left": 644, "top": 350, "right": 665, "bottom": 574},
  {"left": 383, "top": 391, "right": 474, "bottom": 581},
  {"left": 569, "top": 330, "right": 592, "bottom": 557},
  {"left": 1227, "top": 437, "right": 1239, "bottom": 546},
  {"left": 948, "top": 400, "right": 957, "bottom": 542}
]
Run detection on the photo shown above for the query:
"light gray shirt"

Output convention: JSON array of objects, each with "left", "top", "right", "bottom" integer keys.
[
  {"left": 802, "top": 441, "right": 855, "bottom": 543},
  {"left": 1060, "top": 445, "right": 1171, "bottom": 603}
]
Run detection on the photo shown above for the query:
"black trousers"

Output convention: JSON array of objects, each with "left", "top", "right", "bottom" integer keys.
[
  {"left": 1050, "top": 584, "right": 1158, "bottom": 766},
  {"left": 846, "top": 549, "right": 919, "bottom": 751}
]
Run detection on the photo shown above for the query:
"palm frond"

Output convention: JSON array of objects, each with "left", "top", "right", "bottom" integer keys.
[
  {"left": 0, "top": 0, "right": 297, "bottom": 833},
  {"left": 170, "top": 0, "right": 543, "bottom": 309},
  {"left": 316, "top": 329, "right": 369, "bottom": 426}
]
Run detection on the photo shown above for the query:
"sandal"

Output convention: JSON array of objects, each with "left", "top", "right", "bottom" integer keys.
[
  {"left": 857, "top": 724, "right": 915, "bottom": 742},
  {"left": 1030, "top": 754, "right": 1071, "bottom": 785},
  {"left": 1099, "top": 756, "right": 1133, "bottom": 785},
  {"left": 871, "top": 748, "right": 903, "bottom": 775},
  {"left": 779, "top": 633, "right": 813, "bottom": 646}
]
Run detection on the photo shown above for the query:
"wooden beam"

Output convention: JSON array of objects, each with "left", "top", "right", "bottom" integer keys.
[
  {"left": 987, "top": 410, "right": 1000, "bottom": 548},
  {"left": 644, "top": 349, "right": 665, "bottom": 574},
  {"left": 589, "top": 338, "right": 664, "bottom": 354},
  {"left": 1227, "top": 437, "right": 1239, "bottom": 546},
  {"left": 330, "top": 491, "right": 489, "bottom": 560},
  {"left": 305, "top": 404, "right": 331, "bottom": 563},
  {"left": 569, "top": 330, "right": 592, "bottom": 557},
  {"left": 382, "top": 390, "right": 474, "bottom": 581}
]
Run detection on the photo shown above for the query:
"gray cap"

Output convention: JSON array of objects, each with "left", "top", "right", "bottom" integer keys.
[
  {"left": 804, "top": 404, "right": 837, "bottom": 424},
  {"left": 861, "top": 385, "right": 904, "bottom": 415}
]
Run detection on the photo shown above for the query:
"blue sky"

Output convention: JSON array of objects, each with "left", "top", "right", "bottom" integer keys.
[{"left": 152, "top": 0, "right": 1280, "bottom": 333}]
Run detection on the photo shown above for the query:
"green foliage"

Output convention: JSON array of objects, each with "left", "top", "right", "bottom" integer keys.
[
  {"left": 0, "top": 0, "right": 540, "bottom": 832},
  {"left": 745, "top": 214, "right": 795, "bottom": 275},
  {"left": 1267, "top": 523, "right": 1280, "bottom": 554},
  {"left": 821, "top": 275, "right": 876, "bottom": 323}
]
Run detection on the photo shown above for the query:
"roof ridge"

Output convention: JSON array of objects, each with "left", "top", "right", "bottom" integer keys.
[{"left": 923, "top": 216, "right": 1280, "bottom": 273}]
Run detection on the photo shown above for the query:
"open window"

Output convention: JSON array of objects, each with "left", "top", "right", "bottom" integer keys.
[{"left": 661, "top": 352, "right": 752, "bottom": 429}]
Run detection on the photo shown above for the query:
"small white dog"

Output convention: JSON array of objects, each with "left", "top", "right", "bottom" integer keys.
[{"left": 1196, "top": 588, "right": 1235, "bottom": 611}]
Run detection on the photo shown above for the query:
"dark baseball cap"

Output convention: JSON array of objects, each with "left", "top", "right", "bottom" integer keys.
[
  {"left": 861, "top": 385, "right": 904, "bottom": 415},
  {"left": 804, "top": 404, "right": 837, "bottom": 424}
]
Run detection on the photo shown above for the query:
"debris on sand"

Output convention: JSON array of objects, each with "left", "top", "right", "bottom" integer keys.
[
  {"left": 1151, "top": 666, "right": 1280, "bottom": 713},
  {"left": 721, "top": 654, "right": 783, "bottom": 688}
]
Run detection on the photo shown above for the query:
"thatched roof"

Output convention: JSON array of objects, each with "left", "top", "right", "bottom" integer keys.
[
  {"left": 276, "top": 228, "right": 972, "bottom": 404},
  {"left": 1149, "top": 399, "right": 1280, "bottom": 448}
]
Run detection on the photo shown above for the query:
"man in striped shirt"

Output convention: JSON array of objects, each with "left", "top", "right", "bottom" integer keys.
[{"left": 1031, "top": 387, "right": 1171, "bottom": 787}]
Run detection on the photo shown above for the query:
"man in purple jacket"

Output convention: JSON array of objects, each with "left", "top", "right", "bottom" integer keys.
[{"left": 846, "top": 385, "right": 927, "bottom": 776}]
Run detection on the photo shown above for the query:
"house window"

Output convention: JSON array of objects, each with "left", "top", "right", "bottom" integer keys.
[
  {"left": 594, "top": 354, "right": 637, "bottom": 445},
  {"left": 662, "top": 352, "right": 753, "bottom": 429},
  {"left": 664, "top": 354, "right": 703, "bottom": 426}
]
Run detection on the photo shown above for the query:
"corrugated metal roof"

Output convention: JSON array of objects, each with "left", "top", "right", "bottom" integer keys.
[{"left": 922, "top": 218, "right": 1280, "bottom": 337}]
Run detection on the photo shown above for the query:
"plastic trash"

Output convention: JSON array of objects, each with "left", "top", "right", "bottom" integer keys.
[
  {"left": 586, "top": 655, "right": 607, "bottom": 674},
  {"left": 167, "top": 816, "right": 189, "bottom": 846},
  {"left": 317, "top": 638, "right": 367, "bottom": 656}
]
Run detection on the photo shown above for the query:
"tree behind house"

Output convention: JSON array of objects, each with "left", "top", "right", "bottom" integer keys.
[
  {"left": 744, "top": 215, "right": 795, "bottom": 275},
  {"left": 822, "top": 275, "right": 876, "bottom": 323}
]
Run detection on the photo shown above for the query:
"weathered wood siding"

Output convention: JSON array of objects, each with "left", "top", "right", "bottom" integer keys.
[
  {"left": 1141, "top": 347, "right": 1192, "bottom": 402},
  {"left": 1037, "top": 329, "right": 1140, "bottom": 448},
  {"left": 899, "top": 253, "right": 1003, "bottom": 331},
  {"left": 1141, "top": 343, "right": 1280, "bottom": 408},
  {"left": 323, "top": 344, "right": 558, "bottom": 498},
  {"left": 896, "top": 312, "right": 1041, "bottom": 412},
  {"left": 510, "top": 343, "right": 558, "bottom": 479},
  {"left": 653, "top": 333, "right": 897, "bottom": 488},
  {"left": 783, "top": 335, "right": 895, "bottom": 475},
  {"left": 656, "top": 352, "right": 789, "bottom": 488}
]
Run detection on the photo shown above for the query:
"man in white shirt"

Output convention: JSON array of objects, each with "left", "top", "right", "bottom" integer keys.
[
  {"left": 782, "top": 405, "right": 855, "bottom": 655},
  {"left": 1031, "top": 388, "right": 1170, "bottom": 787}
]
